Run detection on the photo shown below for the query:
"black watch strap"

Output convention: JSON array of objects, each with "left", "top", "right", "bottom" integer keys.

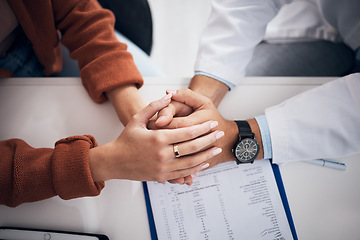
[{"left": 235, "top": 120, "right": 254, "bottom": 139}]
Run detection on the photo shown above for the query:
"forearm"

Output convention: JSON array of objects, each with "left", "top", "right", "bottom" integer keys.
[
  {"left": 89, "top": 141, "right": 116, "bottom": 182},
  {"left": 106, "top": 84, "right": 147, "bottom": 126},
  {"left": 189, "top": 75, "right": 229, "bottom": 107}
]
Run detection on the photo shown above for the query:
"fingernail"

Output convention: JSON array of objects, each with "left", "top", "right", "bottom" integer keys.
[
  {"left": 201, "top": 163, "right": 210, "bottom": 170},
  {"left": 213, "top": 148, "right": 222, "bottom": 156},
  {"left": 216, "top": 131, "right": 225, "bottom": 139},
  {"left": 210, "top": 121, "right": 218, "bottom": 129},
  {"left": 191, "top": 174, "right": 197, "bottom": 180},
  {"left": 166, "top": 89, "right": 177, "bottom": 94},
  {"left": 161, "top": 93, "right": 172, "bottom": 101}
]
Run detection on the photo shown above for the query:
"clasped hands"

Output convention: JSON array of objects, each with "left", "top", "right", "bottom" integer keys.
[
  {"left": 89, "top": 89, "right": 238, "bottom": 185},
  {"left": 150, "top": 88, "right": 239, "bottom": 185}
]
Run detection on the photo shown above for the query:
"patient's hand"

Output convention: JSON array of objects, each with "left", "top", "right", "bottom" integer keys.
[{"left": 89, "top": 93, "right": 224, "bottom": 183}]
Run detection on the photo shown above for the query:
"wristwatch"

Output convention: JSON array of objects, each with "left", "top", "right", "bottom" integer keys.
[{"left": 232, "top": 120, "right": 259, "bottom": 164}]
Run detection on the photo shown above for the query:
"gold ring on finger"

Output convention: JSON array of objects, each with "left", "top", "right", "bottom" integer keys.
[{"left": 173, "top": 144, "right": 180, "bottom": 158}]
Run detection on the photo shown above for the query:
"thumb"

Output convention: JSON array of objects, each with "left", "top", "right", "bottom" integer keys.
[
  {"left": 155, "top": 100, "right": 193, "bottom": 127},
  {"left": 134, "top": 93, "right": 172, "bottom": 126},
  {"left": 155, "top": 103, "right": 176, "bottom": 127},
  {"left": 169, "top": 88, "right": 207, "bottom": 110}
]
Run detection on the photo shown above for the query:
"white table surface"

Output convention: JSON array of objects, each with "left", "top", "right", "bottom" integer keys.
[{"left": 0, "top": 77, "right": 359, "bottom": 240}]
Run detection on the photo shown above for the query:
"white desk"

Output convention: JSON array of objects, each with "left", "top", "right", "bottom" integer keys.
[{"left": 0, "top": 77, "right": 359, "bottom": 240}]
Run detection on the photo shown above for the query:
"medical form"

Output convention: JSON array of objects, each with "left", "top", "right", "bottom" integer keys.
[{"left": 145, "top": 159, "right": 295, "bottom": 240}]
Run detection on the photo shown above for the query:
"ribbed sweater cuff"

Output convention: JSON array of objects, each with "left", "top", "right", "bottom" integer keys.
[{"left": 52, "top": 135, "right": 105, "bottom": 200}]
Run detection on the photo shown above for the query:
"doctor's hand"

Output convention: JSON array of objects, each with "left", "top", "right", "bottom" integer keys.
[
  {"left": 88, "top": 93, "right": 223, "bottom": 183},
  {"left": 153, "top": 89, "right": 239, "bottom": 185},
  {"left": 152, "top": 74, "right": 230, "bottom": 128}
]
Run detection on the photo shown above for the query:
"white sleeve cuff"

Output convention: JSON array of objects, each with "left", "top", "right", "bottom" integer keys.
[
  {"left": 255, "top": 115, "right": 273, "bottom": 160},
  {"left": 195, "top": 71, "right": 236, "bottom": 89}
]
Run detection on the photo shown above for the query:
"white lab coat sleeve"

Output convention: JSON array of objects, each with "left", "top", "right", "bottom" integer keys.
[
  {"left": 194, "top": 0, "right": 291, "bottom": 85},
  {"left": 266, "top": 73, "right": 360, "bottom": 164}
]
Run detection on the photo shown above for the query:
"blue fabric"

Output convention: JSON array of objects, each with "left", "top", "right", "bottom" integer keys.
[
  {"left": 57, "top": 31, "right": 164, "bottom": 77},
  {"left": 0, "top": 30, "right": 162, "bottom": 78},
  {"left": 0, "top": 33, "right": 43, "bottom": 77},
  {"left": 255, "top": 115, "right": 273, "bottom": 160},
  {"left": 194, "top": 71, "right": 235, "bottom": 89}
]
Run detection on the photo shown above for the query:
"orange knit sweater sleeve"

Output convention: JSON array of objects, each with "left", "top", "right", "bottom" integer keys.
[
  {"left": 0, "top": 135, "right": 104, "bottom": 207},
  {"left": 53, "top": 0, "right": 144, "bottom": 103},
  {"left": 7, "top": 0, "right": 143, "bottom": 102}
]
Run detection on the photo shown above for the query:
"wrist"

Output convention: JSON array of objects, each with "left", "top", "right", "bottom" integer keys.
[
  {"left": 106, "top": 84, "right": 147, "bottom": 125},
  {"left": 227, "top": 120, "right": 240, "bottom": 155},
  {"left": 89, "top": 146, "right": 107, "bottom": 182},
  {"left": 89, "top": 141, "right": 123, "bottom": 182},
  {"left": 189, "top": 75, "right": 229, "bottom": 107},
  {"left": 247, "top": 118, "right": 264, "bottom": 160}
]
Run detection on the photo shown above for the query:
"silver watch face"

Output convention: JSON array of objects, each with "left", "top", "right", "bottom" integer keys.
[{"left": 235, "top": 138, "right": 259, "bottom": 163}]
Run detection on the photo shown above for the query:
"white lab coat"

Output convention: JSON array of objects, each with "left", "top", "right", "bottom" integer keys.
[
  {"left": 194, "top": 0, "right": 360, "bottom": 164},
  {"left": 195, "top": 0, "right": 360, "bottom": 85},
  {"left": 266, "top": 73, "right": 360, "bottom": 164}
]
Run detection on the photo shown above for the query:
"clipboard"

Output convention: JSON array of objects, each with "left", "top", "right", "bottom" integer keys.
[{"left": 143, "top": 161, "right": 297, "bottom": 240}]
